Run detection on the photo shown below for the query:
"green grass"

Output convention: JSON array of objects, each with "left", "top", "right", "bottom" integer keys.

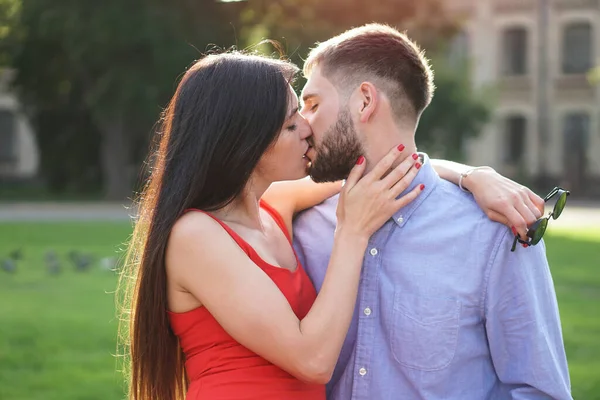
[
  {"left": 0, "top": 222, "right": 132, "bottom": 400},
  {"left": 545, "top": 227, "right": 600, "bottom": 399},
  {"left": 0, "top": 223, "right": 598, "bottom": 399}
]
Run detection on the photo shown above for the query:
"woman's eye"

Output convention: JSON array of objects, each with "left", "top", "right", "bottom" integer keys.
[{"left": 287, "top": 124, "right": 297, "bottom": 131}]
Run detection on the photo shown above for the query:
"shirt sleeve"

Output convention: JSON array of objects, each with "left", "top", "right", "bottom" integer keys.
[{"left": 483, "top": 231, "right": 572, "bottom": 400}]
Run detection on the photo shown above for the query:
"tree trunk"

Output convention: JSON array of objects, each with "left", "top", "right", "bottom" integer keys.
[{"left": 98, "top": 114, "right": 133, "bottom": 201}]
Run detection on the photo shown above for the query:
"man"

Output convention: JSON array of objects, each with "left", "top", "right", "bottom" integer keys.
[{"left": 293, "top": 24, "right": 572, "bottom": 399}]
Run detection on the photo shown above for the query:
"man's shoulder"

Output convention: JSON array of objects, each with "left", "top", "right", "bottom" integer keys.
[
  {"left": 427, "top": 179, "right": 486, "bottom": 217},
  {"left": 423, "top": 179, "right": 508, "bottom": 241}
]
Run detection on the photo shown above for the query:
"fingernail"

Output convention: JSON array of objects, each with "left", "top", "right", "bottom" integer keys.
[
  {"left": 356, "top": 156, "right": 365, "bottom": 165},
  {"left": 419, "top": 184, "right": 425, "bottom": 191},
  {"left": 398, "top": 144, "right": 405, "bottom": 151},
  {"left": 511, "top": 226, "right": 517, "bottom": 236},
  {"left": 522, "top": 243, "right": 529, "bottom": 248},
  {"left": 412, "top": 153, "right": 418, "bottom": 160},
  {"left": 415, "top": 162, "right": 421, "bottom": 169}
]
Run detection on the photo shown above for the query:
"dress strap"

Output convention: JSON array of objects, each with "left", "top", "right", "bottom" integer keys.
[
  {"left": 183, "top": 208, "right": 253, "bottom": 255},
  {"left": 259, "top": 200, "right": 292, "bottom": 244},
  {"left": 183, "top": 201, "right": 292, "bottom": 260}
]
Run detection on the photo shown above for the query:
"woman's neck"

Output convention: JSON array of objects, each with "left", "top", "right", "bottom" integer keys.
[{"left": 211, "top": 177, "right": 270, "bottom": 231}]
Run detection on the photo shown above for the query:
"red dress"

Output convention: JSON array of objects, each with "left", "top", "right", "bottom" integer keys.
[{"left": 168, "top": 200, "right": 326, "bottom": 400}]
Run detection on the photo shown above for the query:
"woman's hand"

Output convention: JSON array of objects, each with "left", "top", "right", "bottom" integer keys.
[
  {"left": 336, "top": 144, "right": 425, "bottom": 239},
  {"left": 462, "top": 167, "right": 545, "bottom": 239}
]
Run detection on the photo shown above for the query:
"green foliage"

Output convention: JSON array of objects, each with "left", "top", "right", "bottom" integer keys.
[
  {"left": 5, "top": 0, "right": 239, "bottom": 197},
  {"left": 416, "top": 57, "right": 493, "bottom": 160},
  {"left": 0, "top": 0, "right": 20, "bottom": 66}
]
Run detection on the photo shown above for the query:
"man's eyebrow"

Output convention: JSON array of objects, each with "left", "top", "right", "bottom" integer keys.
[{"left": 286, "top": 107, "right": 299, "bottom": 120}]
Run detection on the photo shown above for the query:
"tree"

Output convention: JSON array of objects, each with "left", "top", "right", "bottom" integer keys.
[
  {"left": 6, "top": 0, "right": 240, "bottom": 199},
  {"left": 417, "top": 57, "right": 492, "bottom": 161}
]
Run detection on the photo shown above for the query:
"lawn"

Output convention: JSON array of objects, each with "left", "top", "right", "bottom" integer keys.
[{"left": 0, "top": 222, "right": 598, "bottom": 399}]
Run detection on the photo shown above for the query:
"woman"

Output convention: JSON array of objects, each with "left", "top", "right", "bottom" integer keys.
[{"left": 118, "top": 51, "right": 542, "bottom": 400}]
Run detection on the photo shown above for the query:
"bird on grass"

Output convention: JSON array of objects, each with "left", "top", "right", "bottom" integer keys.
[
  {"left": 9, "top": 248, "right": 23, "bottom": 261},
  {"left": 45, "top": 250, "right": 61, "bottom": 275},
  {"left": 68, "top": 251, "right": 94, "bottom": 272},
  {"left": 1, "top": 258, "right": 16, "bottom": 273}
]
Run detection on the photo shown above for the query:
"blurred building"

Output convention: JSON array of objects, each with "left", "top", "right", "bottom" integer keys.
[
  {"left": 0, "top": 69, "right": 39, "bottom": 181},
  {"left": 447, "top": 0, "right": 600, "bottom": 197}
]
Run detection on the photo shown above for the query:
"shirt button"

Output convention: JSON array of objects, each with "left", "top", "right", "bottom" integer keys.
[
  {"left": 397, "top": 215, "right": 404, "bottom": 223},
  {"left": 359, "top": 367, "right": 367, "bottom": 376},
  {"left": 370, "top": 248, "right": 378, "bottom": 256},
  {"left": 363, "top": 307, "right": 371, "bottom": 316}
]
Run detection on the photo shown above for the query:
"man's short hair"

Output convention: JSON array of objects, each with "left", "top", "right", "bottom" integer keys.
[{"left": 304, "top": 23, "right": 435, "bottom": 125}]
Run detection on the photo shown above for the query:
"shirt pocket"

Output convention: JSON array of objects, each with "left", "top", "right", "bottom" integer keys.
[{"left": 390, "top": 292, "right": 461, "bottom": 371}]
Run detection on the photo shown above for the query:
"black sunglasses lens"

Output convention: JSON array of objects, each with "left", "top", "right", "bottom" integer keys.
[
  {"left": 531, "top": 219, "right": 548, "bottom": 244},
  {"left": 553, "top": 192, "right": 567, "bottom": 219}
]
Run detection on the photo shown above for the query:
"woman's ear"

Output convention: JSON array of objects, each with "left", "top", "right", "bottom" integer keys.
[{"left": 357, "top": 82, "right": 378, "bottom": 123}]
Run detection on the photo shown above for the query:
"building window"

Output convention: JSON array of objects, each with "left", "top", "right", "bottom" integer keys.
[
  {"left": 502, "top": 26, "right": 528, "bottom": 76},
  {"left": 0, "top": 109, "right": 17, "bottom": 162},
  {"left": 504, "top": 115, "right": 527, "bottom": 164},
  {"left": 563, "top": 113, "right": 590, "bottom": 149},
  {"left": 562, "top": 112, "right": 590, "bottom": 191},
  {"left": 562, "top": 22, "right": 593, "bottom": 74}
]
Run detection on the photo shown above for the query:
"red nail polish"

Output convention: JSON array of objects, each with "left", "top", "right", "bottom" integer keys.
[
  {"left": 356, "top": 156, "right": 365, "bottom": 165},
  {"left": 398, "top": 144, "right": 405, "bottom": 151},
  {"left": 412, "top": 153, "right": 418, "bottom": 160},
  {"left": 419, "top": 184, "right": 425, "bottom": 190},
  {"left": 511, "top": 226, "right": 517, "bottom": 236},
  {"left": 415, "top": 162, "right": 421, "bottom": 169},
  {"left": 522, "top": 243, "right": 529, "bottom": 248}
]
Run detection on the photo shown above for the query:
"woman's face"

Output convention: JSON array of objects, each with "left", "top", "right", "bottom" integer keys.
[{"left": 255, "top": 86, "right": 313, "bottom": 183}]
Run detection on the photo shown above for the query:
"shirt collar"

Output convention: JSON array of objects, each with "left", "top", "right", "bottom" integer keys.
[{"left": 392, "top": 152, "right": 440, "bottom": 228}]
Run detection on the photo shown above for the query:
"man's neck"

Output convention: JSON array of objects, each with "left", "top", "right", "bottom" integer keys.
[{"left": 362, "top": 123, "right": 417, "bottom": 173}]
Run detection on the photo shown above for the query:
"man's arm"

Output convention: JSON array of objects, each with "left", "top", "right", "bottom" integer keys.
[{"left": 484, "top": 232, "right": 572, "bottom": 399}]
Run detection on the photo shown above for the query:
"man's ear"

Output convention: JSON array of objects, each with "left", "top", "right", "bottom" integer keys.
[{"left": 357, "top": 82, "right": 378, "bottom": 123}]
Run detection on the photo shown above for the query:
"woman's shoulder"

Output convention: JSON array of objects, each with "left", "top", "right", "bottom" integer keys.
[
  {"left": 167, "top": 210, "right": 239, "bottom": 266},
  {"left": 171, "top": 209, "right": 222, "bottom": 242}
]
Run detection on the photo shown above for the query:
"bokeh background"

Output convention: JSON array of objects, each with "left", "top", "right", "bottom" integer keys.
[{"left": 0, "top": 0, "right": 598, "bottom": 399}]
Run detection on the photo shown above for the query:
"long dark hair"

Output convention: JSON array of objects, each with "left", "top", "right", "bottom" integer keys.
[{"left": 117, "top": 51, "right": 299, "bottom": 400}]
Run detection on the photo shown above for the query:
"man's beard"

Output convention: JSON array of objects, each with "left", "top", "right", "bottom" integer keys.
[{"left": 309, "top": 108, "right": 364, "bottom": 183}]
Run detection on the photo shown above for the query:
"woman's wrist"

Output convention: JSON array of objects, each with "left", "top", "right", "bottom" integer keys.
[
  {"left": 460, "top": 166, "right": 495, "bottom": 193},
  {"left": 334, "top": 225, "right": 370, "bottom": 248}
]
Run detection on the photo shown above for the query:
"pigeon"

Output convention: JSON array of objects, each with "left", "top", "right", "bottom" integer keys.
[
  {"left": 45, "top": 250, "right": 61, "bottom": 275},
  {"left": 1, "top": 259, "right": 16, "bottom": 273},
  {"left": 9, "top": 249, "right": 23, "bottom": 261},
  {"left": 69, "top": 251, "right": 94, "bottom": 272}
]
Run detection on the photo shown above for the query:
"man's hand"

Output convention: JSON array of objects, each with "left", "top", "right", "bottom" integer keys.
[{"left": 463, "top": 167, "right": 545, "bottom": 239}]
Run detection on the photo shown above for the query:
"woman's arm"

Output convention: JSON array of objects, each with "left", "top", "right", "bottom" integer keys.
[
  {"left": 431, "top": 159, "right": 545, "bottom": 238},
  {"left": 262, "top": 178, "right": 342, "bottom": 236},
  {"left": 167, "top": 215, "right": 368, "bottom": 384}
]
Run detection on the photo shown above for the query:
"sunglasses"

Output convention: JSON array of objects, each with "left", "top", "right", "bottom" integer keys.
[{"left": 511, "top": 187, "right": 570, "bottom": 252}]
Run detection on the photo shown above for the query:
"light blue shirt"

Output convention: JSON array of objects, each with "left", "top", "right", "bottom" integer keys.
[{"left": 293, "top": 154, "right": 572, "bottom": 400}]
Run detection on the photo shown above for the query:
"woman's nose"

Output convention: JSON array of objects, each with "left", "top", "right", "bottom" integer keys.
[{"left": 300, "top": 125, "right": 313, "bottom": 140}]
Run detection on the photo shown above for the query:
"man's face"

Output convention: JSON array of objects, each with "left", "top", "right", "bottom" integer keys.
[{"left": 301, "top": 66, "right": 364, "bottom": 183}]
